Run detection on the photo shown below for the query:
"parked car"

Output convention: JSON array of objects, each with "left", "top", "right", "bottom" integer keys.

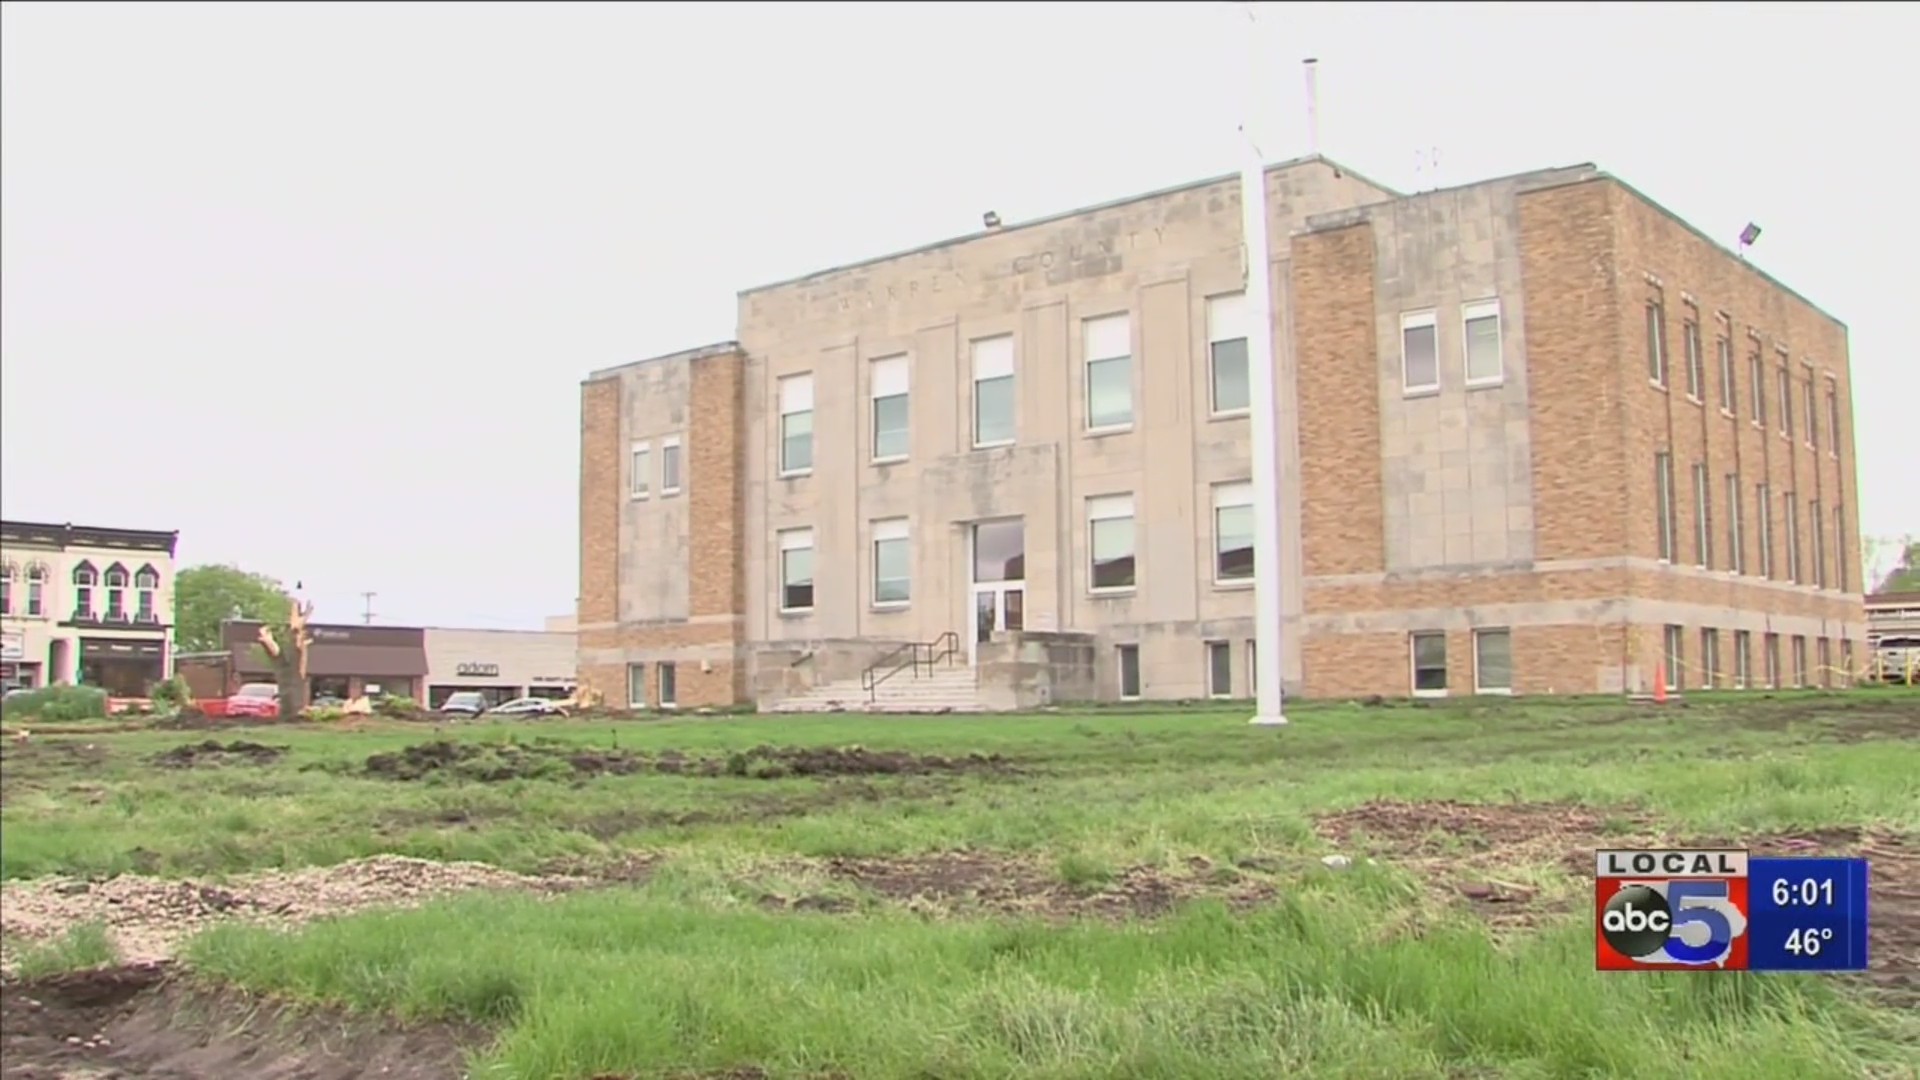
[
  {"left": 439, "top": 691, "right": 489, "bottom": 717},
  {"left": 311, "top": 695, "right": 347, "bottom": 709},
  {"left": 486, "top": 696, "right": 570, "bottom": 718},
  {"left": 226, "top": 682, "right": 281, "bottom": 719}
]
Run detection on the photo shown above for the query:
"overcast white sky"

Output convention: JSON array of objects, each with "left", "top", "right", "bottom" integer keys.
[{"left": 2, "top": 1, "right": 1914, "bottom": 627}]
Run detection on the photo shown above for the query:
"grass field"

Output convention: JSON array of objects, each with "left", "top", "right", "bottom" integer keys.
[{"left": 1, "top": 692, "right": 1916, "bottom": 1079}]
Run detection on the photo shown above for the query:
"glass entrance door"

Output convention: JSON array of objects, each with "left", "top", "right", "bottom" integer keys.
[{"left": 968, "top": 519, "right": 1025, "bottom": 665}]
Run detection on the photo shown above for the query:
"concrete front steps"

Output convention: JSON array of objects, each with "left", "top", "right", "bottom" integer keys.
[{"left": 768, "top": 665, "right": 988, "bottom": 714}]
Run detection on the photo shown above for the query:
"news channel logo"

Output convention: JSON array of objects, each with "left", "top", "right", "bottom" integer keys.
[{"left": 1599, "top": 880, "right": 1749, "bottom": 967}]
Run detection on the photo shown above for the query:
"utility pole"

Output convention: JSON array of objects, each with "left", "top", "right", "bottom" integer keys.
[
  {"left": 360, "top": 592, "right": 377, "bottom": 625},
  {"left": 1236, "top": 2, "right": 1287, "bottom": 726}
]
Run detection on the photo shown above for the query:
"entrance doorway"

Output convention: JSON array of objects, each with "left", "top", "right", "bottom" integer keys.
[{"left": 968, "top": 518, "right": 1026, "bottom": 665}]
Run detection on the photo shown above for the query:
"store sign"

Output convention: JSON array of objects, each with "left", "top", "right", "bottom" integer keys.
[
  {"left": 531, "top": 674, "right": 574, "bottom": 684},
  {"left": 0, "top": 631, "right": 22, "bottom": 661},
  {"left": 456, "top": 662, "right": 499, "bottom": 678}
]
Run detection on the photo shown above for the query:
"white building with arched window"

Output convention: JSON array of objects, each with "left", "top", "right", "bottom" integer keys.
[{"left": 0, "top": 520, "right": 178, "bottom": 694}]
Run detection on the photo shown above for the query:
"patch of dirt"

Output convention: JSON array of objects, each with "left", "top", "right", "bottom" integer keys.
[
  {"left": 0, "top": 856, "right": 589, "bottom": 973},
  {"left": 0, "top": 963, "right": 474, "bottom": 1079},
  {"left": 1710, "top": 693, "right": 1920, "bottom": 740},
  {"left": 148, "top": 740, "right": 286, "bottom": 768},
  {"left": 818, "top": 852, "right": 1272, "bottom": 920},
  {"left": 357, "top": 739, "right": 1016, "bottom": 784}
]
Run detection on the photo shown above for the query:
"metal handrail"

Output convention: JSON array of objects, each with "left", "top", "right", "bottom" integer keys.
[{"left": 861, "top": 631, "right": 961, "bottom": 700}]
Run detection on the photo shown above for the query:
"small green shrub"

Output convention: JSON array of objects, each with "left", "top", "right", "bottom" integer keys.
[
  {"left": 0, "top": 684, "right": 110, "bottom": 722},
  {"left": 375, "top": 694, "right": 423, "bottom": 720},
  {"left": 149, "top": 675, "right": 193, "bottom": 710}
]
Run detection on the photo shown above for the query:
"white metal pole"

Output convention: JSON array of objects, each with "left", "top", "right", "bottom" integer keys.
[{"left": 1238, "top": 6, "right": 1287, "bottom": 727}]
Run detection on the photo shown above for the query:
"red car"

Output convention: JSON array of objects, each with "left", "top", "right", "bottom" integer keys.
[{"left": 224, "top": 682, "right": 281, "bottom": 719}]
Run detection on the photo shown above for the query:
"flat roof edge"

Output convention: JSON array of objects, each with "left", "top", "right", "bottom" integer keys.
[{"left": 584, "top": 340, "right": 741, "bottom": 383}]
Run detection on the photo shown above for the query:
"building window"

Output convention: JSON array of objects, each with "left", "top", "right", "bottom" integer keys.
[
  {"left": 1206, "top": 292, "right": 1250, "bottom": 415},
  {"left": 1734, "top": 630, "right": 1752, "bottom": 689},
  {"left": 778, "top": 373, "right": 814, "bottom": 475},
  {"left": 1691, "top": 463, "right": 1711, "bottom": 569},
  {"left": 0, "top": 562, "right": 11, "bottom": 615},
  {"left": 1784, "top": 492, "right": 1800, "bottom": 584},
  {"left": 1792, "top": 636, "right": 1808, "bottom": 687},
  {"left": 1474, "top": 628, "right": 1513, "bottom": 694},
  {"left": 1811, "top": 501, "right": 1826, "bottom": 589},
  {"left": 1663, "top": 625, "right": 1684, "bottom": 691},
  {"left": 134, "top": 565, "right": 159, "bottom": 624},
  {"left": 1212, "top": 481, "right": 1254, "bottom": 583},
  {"left": 1402, "top": 310, "right": 1439, "bottom": 394},
  {"left": 971, "top": 335, "right": 1016, "bottom": 447},
  {"left": 1247, "top": 640, "right": 1258, "bottom": 696},
  {"left": 660, "top": 436, "right": 683, "bottom": 495},
  {"left": 871, "top": 355, "right": 910, "bottom": 462},
  {"left": 1778, "top": 366, "right": 1793, "bottom": 439},
  {"left": 1749, "top": 349, "right": 1766, "bottom": 426},
  {"left": 1818, "top": 638, "right": 1832, "bottom": 688},
  {"left": 778, "top": 527, "right": 815, "bottom": 612},
  {"left": 630, "top": 441, "right": 651, "bottom": 499},
  {"left": 1083, "top": 313, "right": 1133, "bottom": 431},
  {"left": 1645, "top": 301, "right": 1667, "bottom": 387},
  {"left": 25, "top": 562, "right": 45, "bottom": 616},
  {"left": 1463, "top": 299, "right": 1503, "bottom": 386},
  {"left": 1765, "top": 633, "right": 1781, "bottom": 688},
  {"left": 1726, "top": 473, "right": 1745, "bottom": 575},
  {"left": 1756, "top": 482, "right": 1774, "bottom": 578},
  {"left": 1702, "top": 629, "right": 1720, "bottom": 688},
  {"left": 1802, "top": 368, "right": 1818, "bottom": 449},
  {"left": 103, "top": 564, "right": 128, "bottom": 622},
  {"left": 872, "top": 518, "right": 910, "bottom": 607},
  {"left": 1841, "top": 640, "right": 1854, "bottom": 686},
  {"left": 1411, "top": 632, "right": 1447, "bottom": 696},
  {"left": 1683, "top": 315, "right": 1703, "bottom": 401},
  {"left": 1716, "top": 335, "right": 1735, "bottom": 412},
  {"left": 1206, "top": 641, "right": 1232, "bottom": 698},
  {"left": 1825, "top": 378, "right": 1841, "bottom": 457},
  {"left": 1117, "top": 644, "right": 1141, "bottom": 700},
  {"left": 658, "top": 662, "right": 677, "bottom": 708},
  {"left": 1655, "top": 452, "right": 1675, "bottom": 562},
  {"left": 1087, "top": 494, "right": 1137, "bottom": 592},
  {"left": 626, "top": 663, "right": 647, "bottom": 709},
  {"left": 1836, "top": 504, "right": 1849, "bottom": 592}
]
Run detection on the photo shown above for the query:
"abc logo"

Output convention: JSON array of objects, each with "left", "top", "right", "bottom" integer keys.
[{"left": 1601, "top": 885, "right": 1675, "bottom": 958}]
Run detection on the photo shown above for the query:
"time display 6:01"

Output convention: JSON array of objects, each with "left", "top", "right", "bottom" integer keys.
[{"left": 1771, "top": 876, "right": 1836, "bottom": 907}]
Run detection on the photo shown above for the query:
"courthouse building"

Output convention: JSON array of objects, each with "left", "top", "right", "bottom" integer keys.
[{"left": 577, "top": 155, "right": 1866, "bottom": 708}]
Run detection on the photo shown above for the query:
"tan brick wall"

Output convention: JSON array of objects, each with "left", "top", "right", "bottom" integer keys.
[
  {"left": 1293, "top": 221, "right": 1384, "bottom": 577},
  {"left": 578, "top": 377, "right": 622, "bottom": 627},
  {"left": 688, "top": 353, "right": 746, "bottom": 619},
  {"left": 1303, "top": 631, "right": 1403, "bottom": 698}
]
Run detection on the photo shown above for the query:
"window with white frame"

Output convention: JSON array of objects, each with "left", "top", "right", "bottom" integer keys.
[
  {"left": 1474, "top": 628, "right": 1513, "bottom": 694},
  {"left": 1716, "top": 334, "right": 1734, "bottom": 411},
  {"left": 1725, "top": 473, "right": 1745, "bottom": 575},
  {"left": 0, "top": 562, "right": 12, "bottom": 615},
  {"left": 1825, "top": 377, "right": 1841, "bottom": 457},
  {"left": 1765, "top": 633, "right": 1781, "bottom": 687},
  {"left": 1734, "top": 630, "right": 1751, "bottom": 689},
  {"left": 1206, "top": 293, "right": 1249, "bottom": 414},
  {"left": 1411, "top": 632, "right": 1447, "bottom": 696},
  {"left": 1211, "top": 481, "right": 1254, "bottom": 583},
  {"left": 1691, "top": 462, "right": 1711, "bottom": 569},
  {"left": 26, "top": 562, "right": 46, "bottom": 616},
  {"left": 971, "top": 336, "right": 1016, "bottom": 447},
  {"left": 1818, "top": 638, "right": 1832, "bottom": 688},
  {"left": 1663, "top": 625, "right": 1684, "bottom": 691},
  {"left": 1702, "top": 628, "right": 1720, "bottom": 688},
  {"left": 71, "top": 562, "right": 96, "bottom": 619},
  {"left": 660, "top": 436, "right": 683, "bottom": 495},
  {"left": 1206, "top": 640, "right": 1232, "bottom": 698},
  {"left": 1655, "top": 452, "right": 1675, "bottom": 562},
  {"left": 1402, "top": 310, "right": 1439, "bottom": 394},
  {"left": 1778, "top": 365, "right": 1793, "bottom": 439},
  {"left": 1757, "top": 483, "right": 1774, "bottom": 578},
  {"left": 134, "top": 565, "right": 159, "bottom": 623},
  {"left": 1811, "top": 500, "right": 1826, "bottom": 589},
  {"left": 104, "top": 564, "right": 128, "bottom": 621},
  {"left": 778, "top": 374, "right": 814, "bottom": 475},
  {"left": 1645, "top": 301, "right": 1666, "bottom": 387},
  {"left": 1802, "top": 367, "right": 1818, "bottom": 448},
  {"left": 778, "top": 528, "right": 814, "bottom": 612},
  {"left": 1683, "top": 315, "right": 1704, "bottom": 401},
  {"left": 1749, "top": 349, "right": 1766, "bottom": 425},
  {"left": 1087, "top": 494, "right": 1136, "bottom": 592},
  {"left": 1784, "top": 492, "right": 1800, "bottom": 583},
  {"left": 1792, "top": 635, "right": 1807, "bottom": 687},
  {"left": 658, "top": 662, "right": 677, "bottom": 708},
  {"left": 872, "top": 518, "right": 910, "bottom": 607},
  {"left": 871, "top": 355, "right": 910, "bottom": 462},
  {"left": 626, "top": 663, "right": 647, "bottom": 708},
  {"left": 1463, "top": 299, "right": 1503, "bottom": 385},
  {"left": 1835, "top": 503, "right": 1849, "bottom": 592},
  {"left": 1246, "top": 640, "right": 1257, "bottom": 696},
  {"left": 630, "top": 441, "right": 651, "bottom": 498},
  {"left": 1117, "top": 644, "right": 1141, "bottom": 700},
  {"left": 1083, "top": 313, "right": 1133, "bottom": 431}
]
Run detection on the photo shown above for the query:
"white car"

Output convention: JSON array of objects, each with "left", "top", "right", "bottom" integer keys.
[{"left": 485, "top": 696, "right": 569, "bottom": 718}]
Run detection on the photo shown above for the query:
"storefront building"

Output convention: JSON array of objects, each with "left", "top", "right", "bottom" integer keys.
[
  {"left": 422, "top": 626, "right": 577, "bottom": 708},
  {"left": 209, "top": 620, "right": 430, "bottom": 701},
  {"left": 1, "top": 520, "right": 179, "bottom": 695}
]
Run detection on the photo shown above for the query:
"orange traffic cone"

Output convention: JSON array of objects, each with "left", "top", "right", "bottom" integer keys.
[{"left": 1652, "top": 663, "right": 1668, "bottom": 704}]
